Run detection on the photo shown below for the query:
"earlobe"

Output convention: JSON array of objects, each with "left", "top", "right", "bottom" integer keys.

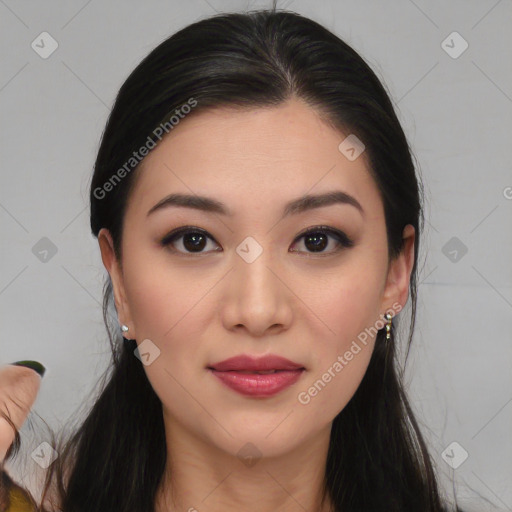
[{"left": 381, "top": 224, "right": 416, "bottom": 313}]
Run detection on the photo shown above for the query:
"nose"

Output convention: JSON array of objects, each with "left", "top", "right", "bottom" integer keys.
[{"left": 220, "top": 246, "right": 293, "bottom": 338}]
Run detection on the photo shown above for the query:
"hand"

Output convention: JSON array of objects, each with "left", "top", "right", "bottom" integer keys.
[{"left": 0, "top": 363, "right": 45, "bottom": 465}]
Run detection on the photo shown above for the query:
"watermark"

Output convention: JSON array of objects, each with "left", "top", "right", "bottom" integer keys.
[
  {"left": 237, "top": 441, "right": 263, "bottom": 468},
  {"left": 32, "top": 236, "right": 58, "bottom": 263},
  {"left": 93, "top": 97, "right": 198, "bottom": 200},
  {"left": 134, "top": 338, "right": 161, "bottom": 366},
  {"left": 31, "top": 31, "right": 58, "bottom": 59},
  {"left": 441, "top": 236, "right": 468, "bottom": 263},
  {"left": 338, "top": 133, "right": 365, "bottom": 161},
  {"left": 441, "top": 31, "right": 469, "bottom": 60},
  {"left": 31, "top": 441, "right": 59, "bottom": 469},
  {"left": 441, "top": 441, "right": 469, "bottom": 469},
  {"left": 297, "top": 301, "right": 402, "bottom": 405}
]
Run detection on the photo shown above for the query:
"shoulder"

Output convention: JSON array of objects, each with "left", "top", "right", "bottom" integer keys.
[
  {"left": 6, "top": 483, "right": 38, "bottom": 512},
  {"left": 2, "top": 467, "right": 62, "bottom": 512}
]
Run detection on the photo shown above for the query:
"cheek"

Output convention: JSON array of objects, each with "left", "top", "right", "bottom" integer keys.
[
  {"left": 307, "top": 265, "right": 384, "bottom": 351},
  {"left": 124, "top": 265, "right": 172, "bottom": 337},
  {"left": 122, "top": 246, "right": 210, "bottom": 340},
  {"left": 120, "top": 249, "right": 219, "bottom": 404},
  {"left": 296, "top": 264, "right": 383, "bottom": 415},
  {"left": 297, "top": 298, "right": 376, "bottom": 423},
  {"left": 297, "top": 349, "right": 373, "bottom": 424},
  {"left": 120, "top": 254, "right": 213, "bottom": 421}
]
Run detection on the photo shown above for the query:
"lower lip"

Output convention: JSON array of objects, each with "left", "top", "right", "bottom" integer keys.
[{"left": 209, "top": 369, "right": 304, "bottom": 397}]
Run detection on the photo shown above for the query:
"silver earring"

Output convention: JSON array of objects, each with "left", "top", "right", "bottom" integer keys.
[
  {"left": 384, "top": 313, "right": 392, "bottom": 342},
  {"left": 121, "top": 324, "right": 129, "bottom": 333}
]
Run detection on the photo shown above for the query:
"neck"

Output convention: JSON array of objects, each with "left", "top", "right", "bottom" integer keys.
[{"left": 154, "top": 415, "right": 334, "bottom": 512}]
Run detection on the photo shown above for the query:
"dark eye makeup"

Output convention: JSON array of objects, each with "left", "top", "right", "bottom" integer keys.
[{"left": 159, "top": 225, "right": 355, "bottom": 257}]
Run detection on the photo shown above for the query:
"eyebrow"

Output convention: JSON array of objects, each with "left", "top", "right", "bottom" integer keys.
[{"left": 147, "top": 190, "right": 365, "bottom": 219}]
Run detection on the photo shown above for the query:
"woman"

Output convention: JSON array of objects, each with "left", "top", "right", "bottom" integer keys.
[{"left": 0, "top": 6, "right": 466, "bottom": 512}]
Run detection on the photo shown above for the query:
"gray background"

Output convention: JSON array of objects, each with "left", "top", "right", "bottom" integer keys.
[{"left": 1, "top": 1, "right": 511, "bottom": 510}]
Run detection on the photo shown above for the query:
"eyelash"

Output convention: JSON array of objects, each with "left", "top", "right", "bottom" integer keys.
[{"left": 160, "top": 225, "right": 354, "bottom": 257}]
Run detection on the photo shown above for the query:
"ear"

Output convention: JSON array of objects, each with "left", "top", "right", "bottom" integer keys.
[
  {"left": 379, "top": 224, "right": 416, "bottom": 315},
  {"left": 98, "top": 228, "right": 137, "bottom": 339}
]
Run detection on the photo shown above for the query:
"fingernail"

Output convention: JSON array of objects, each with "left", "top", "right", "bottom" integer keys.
[{"left": 10, "top": 360, "right": 46, "bottom": 377}]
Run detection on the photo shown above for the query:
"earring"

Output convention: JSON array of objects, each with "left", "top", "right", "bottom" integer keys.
[
  {"left": 121, "top": 324, "right": 129, "bottom": 333},
  {"left": 384, "top": 313, "right": 392, "bottom": 342}
]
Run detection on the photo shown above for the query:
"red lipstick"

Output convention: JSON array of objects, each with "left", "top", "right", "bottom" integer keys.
[{"left": 208, "top": 354, "right": 305, "bottom": 397}]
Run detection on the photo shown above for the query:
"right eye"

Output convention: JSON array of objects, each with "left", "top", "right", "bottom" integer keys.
[{"left": 160, "top": 226, "right": 221, "bottom": 255}]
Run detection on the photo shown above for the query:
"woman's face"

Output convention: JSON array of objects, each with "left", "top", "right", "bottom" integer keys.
[{"left": 99, "top": 97, "right": 414, "bottom": 460}]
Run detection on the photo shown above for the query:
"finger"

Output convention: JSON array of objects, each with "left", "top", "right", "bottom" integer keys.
[
  {"left": 0, "top": 365, "right": 43, "bottom": 463},
  {"left": 0, "top": 414, "right": 17, "bottom": 463}
]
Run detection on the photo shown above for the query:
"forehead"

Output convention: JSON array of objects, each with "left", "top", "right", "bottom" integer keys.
[{"left": 127, "top": 98, "right": 381, "bottom": 219}]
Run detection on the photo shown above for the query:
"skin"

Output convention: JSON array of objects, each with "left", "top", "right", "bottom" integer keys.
[
  {"left": 98, "top": 97, "right": 415, "bottom": 512},
  {"left": 0, "top": 366, "right": 42, "bottom": 465}
]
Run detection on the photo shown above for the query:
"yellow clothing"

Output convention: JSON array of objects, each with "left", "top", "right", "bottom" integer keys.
[
  {"left": 5, "top": 485, "right": 36, "bottom": 512},
  {"left": 1, "top": 469, "right": 37, "bottom": 512}
]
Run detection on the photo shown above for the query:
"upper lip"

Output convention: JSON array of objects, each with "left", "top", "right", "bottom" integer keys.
[{"left": 208, "top": 354, "right": 305, "bottom": 372}]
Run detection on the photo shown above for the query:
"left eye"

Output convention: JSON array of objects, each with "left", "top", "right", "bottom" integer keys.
[
  {"left": 160, "top": 226, "right": 354, "bottom": 255},
  {"left": 290, "top": 226, "right": 354, "bottom": 255}
]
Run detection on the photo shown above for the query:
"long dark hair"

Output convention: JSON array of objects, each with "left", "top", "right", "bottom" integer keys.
[{"left": 12, "top": 6, "right": 463, "bottom": 511}]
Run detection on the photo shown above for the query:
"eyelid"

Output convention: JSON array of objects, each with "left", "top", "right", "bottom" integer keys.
[
  {"left": 160, "top": 225, "right": 213, "bottom": 244},
  {"left": 160, "top": 225, "right": 220, "bottom": 254},
  {"left": 293, "top": 225, "right": 354, "bottom": 246},
  {"left": 160, "top": 224, "right": 354, "bottom": 255}
]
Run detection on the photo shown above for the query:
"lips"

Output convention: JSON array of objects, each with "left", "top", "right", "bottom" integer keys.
[
  {"left": 207, "top": 354, "right": 305, "bottom": 397},
  {"left": 208, "top": 354, "right": 304, "bottom": 372}
]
